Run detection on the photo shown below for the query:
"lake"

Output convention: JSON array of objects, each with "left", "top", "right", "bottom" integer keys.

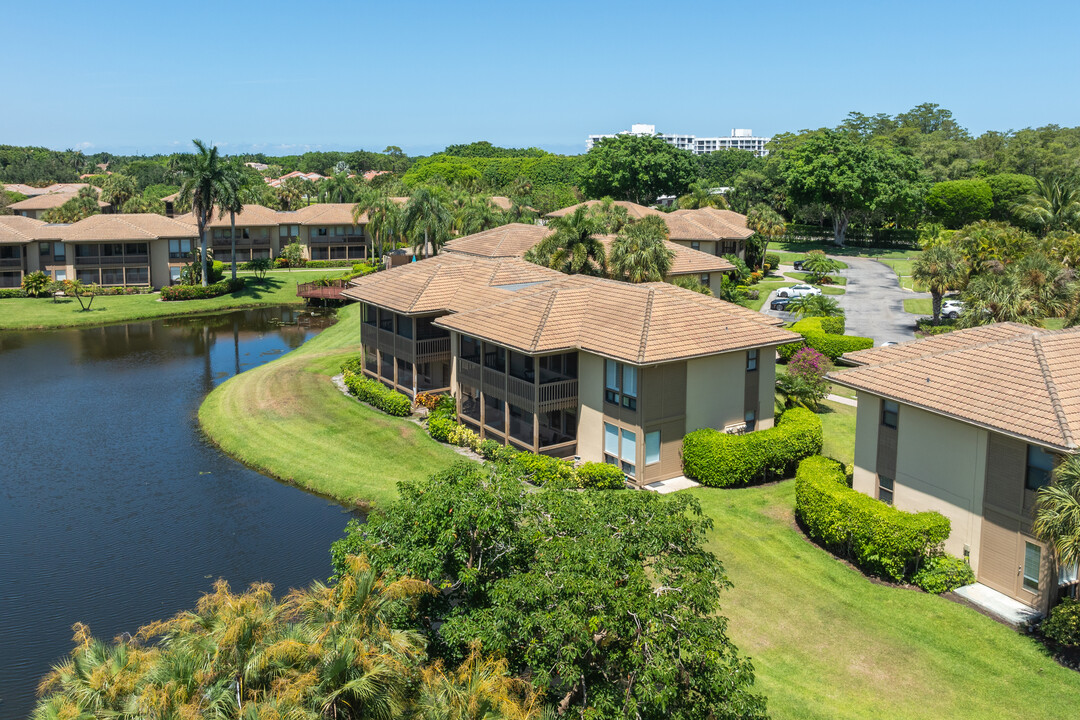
[{"left": 0, "top": 306, "right": 357, "bottom": 720}]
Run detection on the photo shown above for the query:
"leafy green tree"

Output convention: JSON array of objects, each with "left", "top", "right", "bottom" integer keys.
[
  {"left": 276, "top": 176, "right": 305, "bottom": 210},
  {"left": 65, "top": 278, "right": 98, "bottom": 311},
  {"left": 958, "top": 271, "right": 1040, "bottom": 327},
  {"left": 678, "top": 181, "right": 729, "bottom": 209},
  {"left": 177, "top": 139, "right": 228, "bottom": 286},
  {"left": 781, "top": 129, "right": 923, "bottom": 245},
  {"left": 715, "top": 274, "right": 748, "bottom": 304},
  {"left": 402, "top": 187, "right": 452, "bottom": 258},
  {"left": 911, "top": 245, "right": 969, "bottom": 324},
  {"left": 1034, "top": 456, "right": 1080, "bottom": 585},
  {"left": 671, "top": 274, "right": 714, "bottom": 296},
  {"left": 695, "top": 148, "right": 762, "bottom": 187},
  {"left": 248, "top": 257, "right": 272, "bottom": 281},
  {"left": 787, "top": 293, "right": 843, "bottom": 318},
  {"left": 525, "top": 205, "right": 606, "bottom": 276},
  {"left": 777, "top": 346, "right": 831, "bottom": 409},
  {"left": 99, "top": 173, "right": 138, "bottom": 209},
  {"left": 1013, "top": 174, "right": 1080, "bottom": 235},
  {"left": 120, "top": 196, "right": 162, "bottom": 214},
  {"left": 609, "top": 215, "right": 674, "bottom": 282},
  {"left": 586, "top": 197, "right": 631, "bottom": 234},
  {"left": 925, "top": 179, "right": 993, "bottom": 228},
  {"left": 985, "top": 173, "right": 1037, "bottom": 222},
  {"left": 319, "top": 172, "right": 359, "bottom": 204},
  {"left": 281, "top": 241, "right": 305, "bottom": 270},
  {"left": 331, "top": 463, "right": 768, "bottom": 720},
  {"left": 452, "top": 193, "right": 503, "bottom": 237},
  {"left": 947, "top": 220, "right": 1037, "bottom": 272},
  {"left": 41, "top": 187, "right": 102, "bottom": 223},
  {"left": 580, "top": 134, "right": 696, "bottom": 205}
]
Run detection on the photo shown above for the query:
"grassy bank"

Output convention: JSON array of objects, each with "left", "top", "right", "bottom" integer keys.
[
  {"left": 0, "top": 270, "right": 343, "bottom": 331},
  {"left": 198, "top": 304, "right": 463, "bottom": 508}
]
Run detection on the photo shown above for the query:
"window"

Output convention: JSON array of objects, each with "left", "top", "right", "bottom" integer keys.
[
  {"left": 645, "top": 431, "right": 660, "bottom": 465},
  {"left": 125, "top": 267, "right": 148, "bottom": 285},
  {"left": 878, "top": 475, "right": 894, "bottom": 505},
  {"left": 279, "top": 224, "right": 299, "bottom": 238},
  {"left": 484, "top": 344, "right": 506, "bottom": 373},
  {"left": 40, "top": 242, "right": 50, "bottom": 256},
  {"left": 700, "top": 273, "right": 710, "bottom": 288},
  {"left": 604, "top": 360, "right": 637, "bottom": 410},
  {"left": 125, "top": 243, "right": 147, "bottom": 256},
  {"left": 364, "top": 346, "right": 377, "bottom": 374},
  {"left": 603, "top": 423, "right": 637, "bottom": 476},
  {"left": 316, "top": 227, "right": 329, "bottom": 236},
  {"left": 744, "top": 409, "right": 756, "bottom": 431},
  {"left": 882, "top": 400, "right": 899, "bottom": 429},
  {"left": 604, "top": 423, "right": 619, "bottom": 464},
  {"left": 621, "top": 430, "right": 636, "bottom": 474},
  {"left": 169, "top": 239, "right": 192, "bottom": 259},
  {"left": 396, "top": 315, "right": 413, "bottom": 339},
  {"left": 691, "top": 241, "right": 700, "bottom": 251},
  {"left": 378, "top": 308, "right": 394, "bottom": 332},
  {"left": 55, "top": 269, "right": 66, "bottom": 281},
  {"left": 53, "top": 242, "right": 65, "bottom": 261},
  {"left": 362, "top": 304, "right": 377, "bottom": 326},
  {"left": 1026, "top": 445, "right": 1055, "bottom": 491},
  {"left": 746, "top": 349, "right": 758, "bottom": 371},
  {"left": 169, "top": 267, "right": 182, "bottom": 283},
  {"left": 460, "top": 335, "right": 481, "bottom": 363},
  {"left": 1023, "top": 542, "right": 1041, "bottom": 592}
]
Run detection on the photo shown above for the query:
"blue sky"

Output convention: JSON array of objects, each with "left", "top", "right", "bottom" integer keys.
[{"left": 4, "top": 0, "right": 1078, "bottom": 156}]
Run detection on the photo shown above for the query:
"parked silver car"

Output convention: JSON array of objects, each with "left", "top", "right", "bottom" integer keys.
[
  {"left": 942, "top": 299, "right": 965, "bottom": 319},
  {"left": 777, "top": 284, "right": 822, "bottom": 299}
]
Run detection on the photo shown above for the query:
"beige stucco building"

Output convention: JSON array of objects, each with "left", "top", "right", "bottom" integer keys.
[
  {"left": 831, "top": 323, "right": 1080, "bottom": 614},
  {"left": 343, "top": 253, "right": 796, "bottom": 487}
]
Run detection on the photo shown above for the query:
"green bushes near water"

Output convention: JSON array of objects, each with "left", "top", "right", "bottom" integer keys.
[
  {"left": 159, "top": 277, "right": 245, "bottom": 301},
  {"left": 794, "top": 455, "right": 951, "bottom": 582},
  {"left": 340, "top": 366, "right": 412, "bottom": 417},
  {"left": 682, "top": 408, "right": 823, "bottom": 487},
  {"left": 778, "top": 316, "right": 874, "bottom": 361}
]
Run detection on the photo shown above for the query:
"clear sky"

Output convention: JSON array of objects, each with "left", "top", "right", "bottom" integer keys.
[{"left": 4, "top": 0, "right": 1078, "bottom": 156}]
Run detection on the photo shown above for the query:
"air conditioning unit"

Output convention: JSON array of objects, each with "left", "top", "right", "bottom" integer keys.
[{"left": 723, "top": 422, "right": 748, "bottom": 435}]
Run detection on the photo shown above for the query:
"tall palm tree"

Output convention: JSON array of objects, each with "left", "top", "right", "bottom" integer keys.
[
  {"left": 746, "top": 203, "right": 786, "bottom": 269},
  {"left": 1013, "top": 174, "right": 1080, "bottom": 235},
  {"left": 402, "top": 187, "right": 451, "bottom": 258},
  {"left": 525, "top": 205, "right": 606, "bottom": 276},
  {"left": 1034, "top": 455, "right": 1080, "bottom": 579},
  {"left": 320, "top": 173, "right": 358, "bottom": 204},
  {"left": 219, "top": 160, "right": 246, "bottom": 281},
  {"left": 609, "top": 215, "right": 674, "bottom": 282},
  {"left": 678, "top": 181, "right": 730, "bottom": 210},
  {"left": 787, "top": 294, "right": 844, "bottom": 318},
  {"left": 958, "top": 271, "right": 1041, "bottom": 327},
  {"left": 277, "top": 176, "right": 305, "bottom": 211},
  {"left": 178, "top": 139, "right": 229, "bottom": 286},
  {"left": 453, "top": 195, "right": 502, "bottom": 237},
  {"left": 911, "top": 244, "right": 969, "bottom": 324}
]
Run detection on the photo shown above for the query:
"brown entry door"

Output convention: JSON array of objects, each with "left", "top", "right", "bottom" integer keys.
[{"left": 979, "top": 510, "right": 1022, "bottom": 600}]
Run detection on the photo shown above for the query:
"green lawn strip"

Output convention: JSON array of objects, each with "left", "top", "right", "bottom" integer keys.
[
  {"left": 1043, "top": 318, "right": 1067, "bottom": 330},
  {"left": 744, "top": 280, "right": 796, "bottom": 311},
  {"left": 820, "top": 286, "right": 845, "bottom": 295},
  {"left": 772, "top": 251, "right": 849, "bottom": 270},
  {"left": 0, "top": 271, "right": 342, "bottom": 331},
  {"left": 904, "top": 298, "right": 933, "bottom": 315},
  {"left": 817, "top": 399, "right": 857, "bottom": 465},
  {"left": 692, "top": 481, "right": 1080, "bottom": 720},
  {"left": 198, "top": 304, "right": 463, "bottom": 509},
  {"left": 783, "top": 271, "right": 848, "bottom": 287},
  {"left": 773, "top": 241, "right": 923, "bottom": 262}
]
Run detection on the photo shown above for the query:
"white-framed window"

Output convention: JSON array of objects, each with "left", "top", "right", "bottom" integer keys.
[
  {"left": 54, "top": 242, "right": 66, "bottom": 260},
  {"left": 170, "top": 266, "right": 182, "bottom": 283},
  {"left": 1023, "top": 542, "right": 1041, "bottom": 592},
  {"left": 55, "top": 269, "right": 66, "bottom": 281},
  {"left": 604, "top": 423, "right": 637, "bottom": 476}
]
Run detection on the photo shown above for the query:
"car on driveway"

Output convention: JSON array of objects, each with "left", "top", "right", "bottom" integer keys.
[
  {"left": 777, "top": 284, "right": 822, "bottom": 299},
  {"left": 770, "top": 296, "right": 791, "bottom": 311},
  {"left": 942, "top": 300, "right": 965, "bottom": 319},
  {"left": 793, "top": 259, "right": 804, "bottom": 270}
]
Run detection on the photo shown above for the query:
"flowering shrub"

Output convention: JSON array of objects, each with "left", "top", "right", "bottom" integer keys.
[
  {"left": 160, "top": 278, "right": 245, "bottom": 301},
  {"left": 777, "top": 347, "right": 831, "bottom": 408},
  {"left": 414, "top": 392, "right": 441, "bottom": 411}
]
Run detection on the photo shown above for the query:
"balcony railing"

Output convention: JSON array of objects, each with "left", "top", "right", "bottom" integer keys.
[
  {"left": 539, "top": 378, "right": 578, "bottom": 411},
  {"left": 74, "top": 255, "right": 148, "bottom": 266},
  {"left": 309, "top": 234, "right": 365, "bottom": 245},
  {"left": 459, "top": 357, "right": 482, "bottom": 386},
  {"left": 415, "top": 336, "right": 450, "bottom": 361},
  {"left": 0, "top": 258, "right": 22, "bottom": 268},
  {"left": 212, "top": 237, "right": 270, "bottom": 247}
]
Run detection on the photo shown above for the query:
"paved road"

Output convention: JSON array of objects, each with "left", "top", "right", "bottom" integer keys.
[{"left": 762, "top": 258, "right": 930, "bottom": 346}]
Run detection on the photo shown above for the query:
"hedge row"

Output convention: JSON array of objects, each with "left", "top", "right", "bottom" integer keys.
[
  {"left": 779, "top": 317, "right": 873, "bottom": 362},
  {"left": 682, "top": 408, "right": 823, "bottom": 487},
  {"left": 0, "top": 288, "right": 27, "bottom": 299},
  {"left": 159, "top": 278, "right": 245, "bottom": 301},
  {"left": 794, "top": 456, "right": 950, "bottom": 581},
  {"left": 341, "top": 369, "right": 412, "bottom": 416},
  {"left": 304, "top": 260, "right": 360, "bottom": 268}
]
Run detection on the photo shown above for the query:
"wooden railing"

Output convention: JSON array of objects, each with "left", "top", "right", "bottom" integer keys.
[
  {"left": 74, "top": 255, "right": 148, "bottom": 266},
  {"left": 415, "top": 336, "right": 450, "bottom": 360},
  {"left": 507, "top": 376, "right": 534, "bottom": 409},
  {"left": 296, "top": 279, "right": 349, "bottom": 300},
  {"left": 482, "top": 367, "right": 505, "bottom": 398},
  {"left": 212, "top": 237, "right": 270, "bottom": 247},
  {"left": 539, "top": 379, "right": 578, "bottom": 411}
]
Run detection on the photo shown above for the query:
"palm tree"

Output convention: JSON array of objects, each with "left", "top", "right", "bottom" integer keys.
[
  {"left": 801, "top": 250, "right": 841, "bottom": 284},
  {"left": 787, "top": 294, "right": 844, "bottom": 318},
  {"left": 402, "top": 187, "right": 451, "bottom": 258},
  {"left": 958, "top": 271, "right": 1041, "bottom": 327},
  {"left": 588, "top": 197, "right": 630, "bottom": 234},
  {"left": 412, "top": 643, "right": 542, "bottom": 720},
  {"left": 99, "top": 174, "right": 137, "bottom": 209},
  {"left": 1011, "top": 251, "right": 1077, "bottom": 319},
  {"left": 277, "top": 176, "right": 305, "bottom": 211},
  {"left": 219, "top": 160, "right": 245, "bottom": 281},
  {"left": 525, "top": 205, "right": 606, "bottom": 275},
  {"left": 678, "top": 181, "right": 729, "bottom": 210},
  {"left": 1013, "top": 174, "right": 1080, "bottom": 235},
  {"left": 609, "top": 216, "right": 674, "bottom": 282},
  {"left": 453, "top": 195, "right": 502, "bottom": 237},
  {"left": 1034, "top": 455, "right": 1080, "bottom": 581},
  {"left": 178, "top": 139, "right": 229, "bottom": 286},
  {"left": 911, "top": 244, "right": 969, "bottom": 325},
  {"left": 746, "top": 204, "right": 786, "bottom": 270},
  {"left": 320, "top": 173, "right": 358, "bottom": 204}
]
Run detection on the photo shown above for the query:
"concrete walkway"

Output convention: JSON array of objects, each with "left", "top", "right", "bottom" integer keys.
[
  {"left": 825, "top": 393, "right": 857, "bottom": 407},
  {"left": 954, "top": 583, "right": 1043, "bottom": 626},
  {"left": 644, "top": 476, "right": 701, "bottom": 494}
]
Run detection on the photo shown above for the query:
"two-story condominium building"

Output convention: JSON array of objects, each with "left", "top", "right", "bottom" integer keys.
[
  {"left": 9, "top": 188, "right": 110, "bottom": 219},
  {"left": 830, "top": 324, "right": 1080, "bottom": 614},
  {"left": 0, "top": 216, "right": 63, "bottom": 287},
  {"left": 544, "top": 202, "right": 755, "bottom": 260},
  {"left": 441, "top": 223, "right": 735, "bottom": 289},
  {"left": 343, "top": 254, "right": 797, "bottom": 486}
]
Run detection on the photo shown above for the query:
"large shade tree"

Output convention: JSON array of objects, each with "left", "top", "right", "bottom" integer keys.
[
  {"left": 178, "top": 139, "right": 229, "bottom": 286},
  {"left": 580, "top": 133, "right": 696, "bottom": 205}
]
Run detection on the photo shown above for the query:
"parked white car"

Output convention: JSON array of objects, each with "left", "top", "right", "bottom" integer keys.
[
  {"left": 777, "top": 284, "right": 822, "bottom": 299},
  {"left": 941, "top": 300, "right": 965, "bottom": 319}
]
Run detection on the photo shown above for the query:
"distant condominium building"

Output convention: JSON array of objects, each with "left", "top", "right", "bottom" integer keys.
[{"left": 586, "top": 124, "right": 771, "bottom": 156}]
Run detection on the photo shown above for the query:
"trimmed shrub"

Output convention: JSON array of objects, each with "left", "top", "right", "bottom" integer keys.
[
  {"left": 682, "top": 408, "right": 823, "bottom": 487},
  {"left": 448, "top": 423, "right": 482, "bottom": 451},
  {"left": 1042, "top": 598, "right": 1080, "bottom": 649},
  {"left": 764, "top": 253, "right": 780, "bottom": 271},
  {"left": 794, "top": 456, "right": 951, "bottom": 581},
  {"left": 0, "top": 288, "right": 28, "bottom": 299},
  {"left": 352, "top": 262, "right": 378, "bottom": 275},
  {"left": 427, "top": 416, "right": 456, "bottom": 442},
  {"left": 341, "top": 369, "right": 412, "bottom": 416},
  {"left": 431, "top": 394, "right": 457, "bottom": 420},
  {"left": 577, "top": 462, "right": 627, "bottom": 490},
  {"left": 304, "top": 260, "right": 357, "bottom": 268},
  {"left": 21, "top": 271, "right": 51, "bottom": 297},
  {"left": 159, "top": 277, "right": 245, "bottom": 301},
  {"left": 912, "top": 554, "right": 976, "bottom": 594},
  {"left": 340, "top": 356, "right": 362, "bottom": 375},
  {"left": 511, "top": 452, "right": 577, "bottom": 488},
  {"left": 477, "top": 438, "right": 519, "bottom": 463},
  {"left": 779, "top": 317, "right": 871, "bottom": 362},
  {"left": 414, "top": 391, "right": 441, "bottom": 411}
]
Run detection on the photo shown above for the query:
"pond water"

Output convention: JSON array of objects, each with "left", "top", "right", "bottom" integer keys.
[{"left": 0, "top": 306, "right": 357, "bottom": 720}]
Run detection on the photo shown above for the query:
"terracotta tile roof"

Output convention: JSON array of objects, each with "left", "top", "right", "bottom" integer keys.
[
  {"left": 435, "top": 274, "right": 794, "bottom": 365},
  {"left": 9, "top": 188, "right": 109, "bottom": 211},
  {"left": 3, "top": 182, "right": 90, "bottom": 197},
  {"left": 591, "top": 234, "right": 735, "bottom": 277},
  {"left": 56, "top": 213, "right": 199, "bottom": 241},
  {"left": 829, "top": 324, "right": 1080, "bottom": 451},
  {"left": 488, "top": 195, "right": 537, "bottom": 213},
  {"left": 172, "top": 204, "right": 287, "bottom": 228},
  {"left": 341, "top": 254, "right": 563, "bottom": 315},
  {"left": 292, "top": 203, "right": 362, "bottom": 226},
  {"left": 545, "top": 200, "right": 662, "bottom": 220},
  {"left": 443, "top": 224, "right": 553, "bottom": 258},
  {"left": 0, "top": 215, "right": 62, "bottom": 243},
  {"left": 666, "top": 207, "right": 754, "bottom": 241}
]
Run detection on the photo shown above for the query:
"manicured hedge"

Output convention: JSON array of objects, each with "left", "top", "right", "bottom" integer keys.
[
  {"left": 779, "top": 316, "right": 872, "bottom": 361},
  {"left": 794, "top": 455, "right": 950, "bottom": 581},
  {"left": 305, "top": 260, "right": 358, "bottom": 268},
  {"left": 0, "top": 288, "right": 27, "bottom": 299},
  {"left": 510, "top": 452, "right": 577, "bottom": 488},
  {"left": 341, "top": 369, "right": 412, "bottom": 417},
  {"left": 159, "top": 278, "right": 245, "bottom": 301},
  {"left": 577, "top": 461, "right": 627, "bottom": 489},
  {"left": 682, "top": 408, "right": 823, "bottom": 487},
  {"left": 912, "top": 554, "right": 975, "bottom": 594}
]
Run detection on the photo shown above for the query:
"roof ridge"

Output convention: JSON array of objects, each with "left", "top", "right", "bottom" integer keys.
[
  {"left": 843, "top": 325, "right": 1055, "bottom": 370},
  {"left": 409, "top": 261, "right": 444, "bottom": 312},
  {"left": 637, "top": 286, "right": 655, "bottom": 363},
  {"left": 529, "top": 288, "right": 560, "bottom": 351},
  {"left": 1032, "top": 335, "right": 1076, "bottom": 449}
]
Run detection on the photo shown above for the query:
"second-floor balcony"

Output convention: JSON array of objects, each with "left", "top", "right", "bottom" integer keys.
[
  {"left": 211, "top": 236, "right": 270, "bottom": 247},
  {"left": 0, "top": 257, "right": 23, "bottom": 268},
  {"left": 75, "top": 254, "right": 149, "bottom": 266},
  {"left": 459, "top": 355, "right": 578, "bottom": 414}
]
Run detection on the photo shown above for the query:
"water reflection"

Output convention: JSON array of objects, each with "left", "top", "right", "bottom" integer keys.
[{"left": 0, "top": 306, "right": 351, "bottom": 720}]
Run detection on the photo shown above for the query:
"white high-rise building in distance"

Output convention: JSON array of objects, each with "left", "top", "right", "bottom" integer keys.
[{"left": 586, "top": 124, "right": 771, "bottom": 156}]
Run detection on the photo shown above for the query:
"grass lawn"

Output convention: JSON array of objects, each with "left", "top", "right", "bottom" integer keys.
[
  {"left": 773, "top": 251, "right": 848, "bottom": 270},
  {"left": 198, "top": 303, "right": 464, "bottom": 509},
  {"left": 773, "top": 241, "right": 922, "bottom": 262},
  {"left": 692, "top": 482, "right": 1080, "bottom": 720},
  {"left": 876, "top": 258, "right": 928, "bottom": 292},
  {"left": 745, "top": 280, "right": 795, "bottom": 311},
  {"left": 783, "top": 271, "right": 849, "bottom": 287},
  {"left": 0, "top": 270, "right": 345, "bottom": 331},
  {"left": 817, "top": 399, "right": 857, "bottom": 465},
  {"left": 903, "top": 298, "right": 932, "bottom": 315}
]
